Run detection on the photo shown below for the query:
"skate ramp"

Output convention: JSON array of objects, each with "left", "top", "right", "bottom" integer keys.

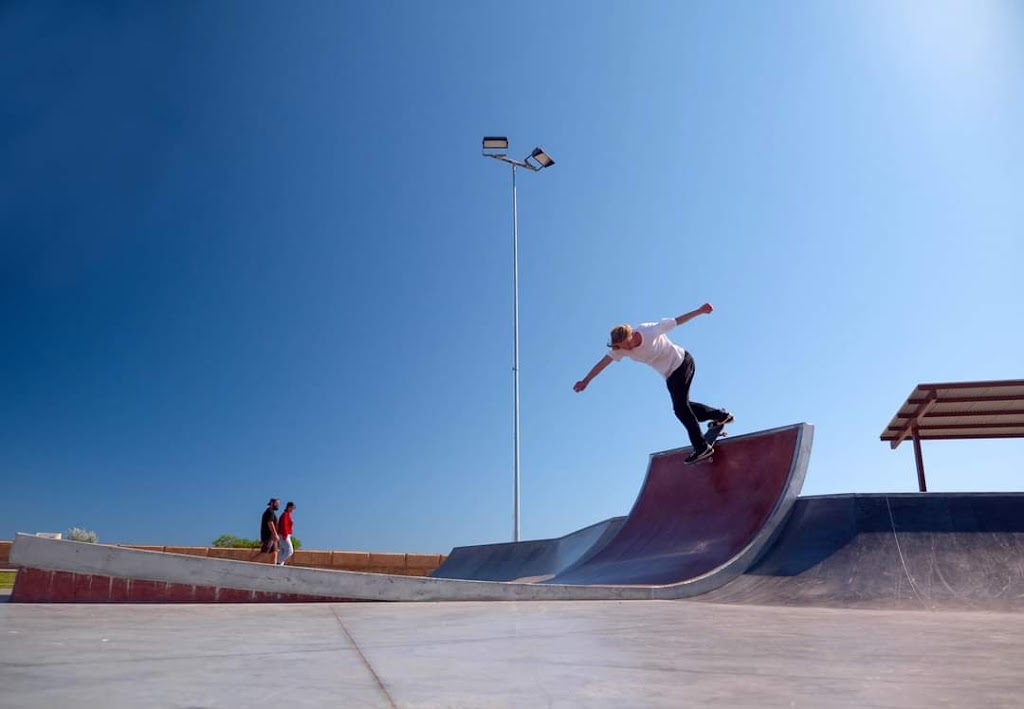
[
  {"left": 431, "top": 516, "right": 626, "bottom": 582},
  {"left": 10, "top": 423, "right": 813, "bottom": 602},
  {"left": 544, "top": 423, "right": 811, "bottom": 589},
  {"left": 698, "top": 493, "right": 1024, "bottom": 611}
]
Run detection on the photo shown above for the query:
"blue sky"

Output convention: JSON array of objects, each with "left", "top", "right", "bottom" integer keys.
[{"left": 2, "top": 1, "right": 1022, "bottom": 553}]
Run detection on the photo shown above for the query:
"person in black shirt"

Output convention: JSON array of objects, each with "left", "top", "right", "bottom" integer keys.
[{"left": 251, "top": 498, "right": 280, "bottom": 564}]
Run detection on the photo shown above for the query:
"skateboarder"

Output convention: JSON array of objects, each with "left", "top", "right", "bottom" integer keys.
[{"left": 573, "top": 303, "right": 732, "bottom": 463}]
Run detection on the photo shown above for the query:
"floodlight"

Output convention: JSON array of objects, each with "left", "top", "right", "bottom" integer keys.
[
  {"left": 529, "top": 147, "right": 555, "bottom": 169},
  {"left": 482, "top": 136, "right": 509, "bottom": 151}
]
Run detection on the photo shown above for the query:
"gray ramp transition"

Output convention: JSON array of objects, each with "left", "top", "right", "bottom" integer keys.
[
  {"left": 432, "top": 516, "right": 627, "bottom": 582},
  {"left": 697, "top": 493, "right": 1024, "bottom": 611}
]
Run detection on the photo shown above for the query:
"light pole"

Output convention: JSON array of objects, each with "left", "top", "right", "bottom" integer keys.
[{"left": 481, "top": 136, "right": 555, "bottom": 542}]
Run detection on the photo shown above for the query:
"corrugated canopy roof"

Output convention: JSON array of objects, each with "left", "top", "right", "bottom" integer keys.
[{"left": 881, "top": 379, "right": 1024, "bottom": 449}]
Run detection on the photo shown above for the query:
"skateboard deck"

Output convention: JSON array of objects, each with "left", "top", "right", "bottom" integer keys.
[
  {"left": 704, "top": 422, "right": 728, "bottom": 447},
  {"left": 691, "top": 423, "right": 728, "bottom": 464}
]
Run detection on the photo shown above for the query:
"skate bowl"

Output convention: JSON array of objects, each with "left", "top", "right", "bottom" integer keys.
[
  {"left": 696, "top": 492, "right": 1024, "bottom": 611},
  {"left": 10, "top": 423, "right": 812, "bottom": 602},
  {"left": 432, "top": 516, "right": 627, "bottom": 583}
]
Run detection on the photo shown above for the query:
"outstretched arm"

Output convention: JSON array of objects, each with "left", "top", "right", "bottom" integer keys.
[
  {"left": 675, "top": 302, "right": 713, "bottom": 326},
  {"left": 574, "top": 355, "right": 613, "bottom": 392}
]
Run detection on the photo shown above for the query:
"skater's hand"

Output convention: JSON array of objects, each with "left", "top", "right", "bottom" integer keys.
[
  {"left": 700, "top": 302, "right": 713, "bottom": 314},
  {"left": 573, "top": 380, "right": 588, "bottom": 393}
]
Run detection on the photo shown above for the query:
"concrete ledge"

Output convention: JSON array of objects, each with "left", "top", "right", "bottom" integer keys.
[
  {"left": 10, "top": 534, "right": 654, "bottom": 602},
  {"left": 13, "top": 567, "right": 339, "bottom": 603}
]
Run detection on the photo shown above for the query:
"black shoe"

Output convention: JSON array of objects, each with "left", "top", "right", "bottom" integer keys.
[
  {"left": 709, "top": 412, "right": 734, "bottom": 429},
  {"left": 685, "top": 445, "right": 714, "bottom": 464}
]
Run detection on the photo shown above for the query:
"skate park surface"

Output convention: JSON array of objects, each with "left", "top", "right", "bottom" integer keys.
[
  {"left": 6, "top": 422, "right": 1024, "bottom": 706},
  {"left": 4, "top": 600, "right": 1024, "bottom": 707}
]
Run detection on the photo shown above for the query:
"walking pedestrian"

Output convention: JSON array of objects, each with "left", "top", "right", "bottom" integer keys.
[{"left": 277, "top": 502, "right": 296, "bottom": 566}]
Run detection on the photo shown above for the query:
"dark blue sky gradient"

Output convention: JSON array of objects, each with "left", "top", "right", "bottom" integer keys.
[{"left": 2, "top": 2, "right": 1022, "bottom": 551}]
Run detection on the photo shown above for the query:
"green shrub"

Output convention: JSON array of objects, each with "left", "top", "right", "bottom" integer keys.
[
  {"left": 211, "top": 534, "right": 259, "bottom": 549},
  {"left": 212, "top": 534, "right": 302, "bottom": 550},
  {"left": 67, "top": 527, "right": 98, "bottom": 543}
]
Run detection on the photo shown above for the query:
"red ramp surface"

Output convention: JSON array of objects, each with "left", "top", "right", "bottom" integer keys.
[{"left": 546, "top": 423, "right": 811, "bottom": 587}]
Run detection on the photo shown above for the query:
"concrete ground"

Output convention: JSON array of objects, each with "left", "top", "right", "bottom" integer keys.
[{"left": 1, "top": 601, "right": 1022, "bottom": 708}]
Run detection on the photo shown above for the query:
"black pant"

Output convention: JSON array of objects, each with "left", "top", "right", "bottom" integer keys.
[{"left": 666, "top": 351, "right": 726, "bottom": 451}]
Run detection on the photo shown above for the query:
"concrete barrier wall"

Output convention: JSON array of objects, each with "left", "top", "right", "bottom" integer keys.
[
  {"left": 2, "top": 541, "right": 444, "bottom": 577},
  {"left": 11, "top": 534, "right": 656, "bottom": 602}
]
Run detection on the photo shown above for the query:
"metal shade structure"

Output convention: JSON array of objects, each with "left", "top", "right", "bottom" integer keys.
[
  {"left": 880, "top": 379, "right": 1024, "bottom": 491},
  {"left": 481, "top": 136, "right": 556, "bottom": 542}
]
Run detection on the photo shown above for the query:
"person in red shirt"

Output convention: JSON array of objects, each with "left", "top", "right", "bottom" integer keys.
[{"left": 277, "top": 501, "right": 296, "bottom": 566}]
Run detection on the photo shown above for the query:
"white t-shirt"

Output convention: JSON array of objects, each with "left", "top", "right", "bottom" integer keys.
[{"left": 607, "top": 318, "right": 686, "bottom": 379}]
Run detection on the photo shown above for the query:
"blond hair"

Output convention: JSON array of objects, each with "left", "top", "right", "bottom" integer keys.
[{"left": 608, "top": 324, "right": 633, "bottom": 348}]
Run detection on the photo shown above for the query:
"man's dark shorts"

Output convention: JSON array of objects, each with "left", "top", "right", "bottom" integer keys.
[{"left": 261, "top": 538, "right": 278, "bottom": 554}]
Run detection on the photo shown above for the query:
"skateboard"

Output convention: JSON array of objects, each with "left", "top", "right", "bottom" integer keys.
[
  {"left": 704, "top": 421, "right": 728, "bottom": 447},
  {"left": 691, "top": 422, "right": 728, "bottom": 464}
]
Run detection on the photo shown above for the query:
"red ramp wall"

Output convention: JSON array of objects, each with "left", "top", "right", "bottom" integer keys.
[{"left": 548, "top": 425, "right": 806, "bottom": 586}]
